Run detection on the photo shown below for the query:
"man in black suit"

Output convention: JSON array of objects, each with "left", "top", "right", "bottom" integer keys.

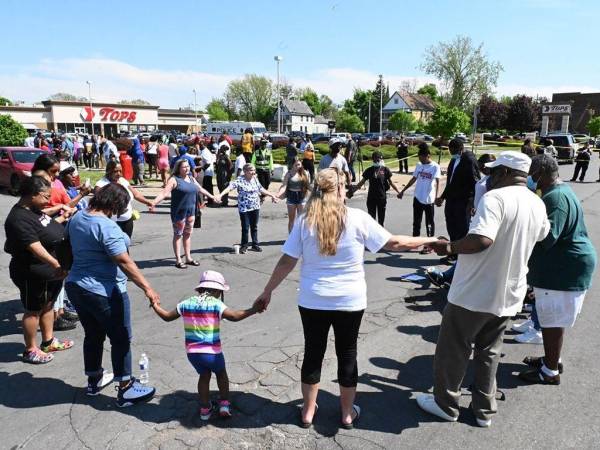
[{"left": 435, "top": 138, "right": 480, "bottom": 247}]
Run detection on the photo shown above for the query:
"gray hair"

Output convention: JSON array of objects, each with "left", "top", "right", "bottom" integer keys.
[
  {"left": 243, "top": 163, "right": 255, "bottom": 172},
  {"left": 531, "top": 154, "right": 559, "bottom": 180}
]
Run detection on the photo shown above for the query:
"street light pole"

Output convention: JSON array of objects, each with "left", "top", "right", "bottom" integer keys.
[
  {"left": 379, "top": 74, "right": 383, "bottom": 138},
  {"left": 274, "top": 56, "right": 283, "bottom": 133},
  {"left": 368, "top": 95, "right": 371, "bottom": 133},
  {"left": 86, "top": 80, "right": 93, "bottom": 136},
  {"left": 193, "top": 89, "right": 198, "bottom": 133}
]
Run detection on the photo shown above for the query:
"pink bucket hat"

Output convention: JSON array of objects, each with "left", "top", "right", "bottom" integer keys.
[{"left": 195, "top": 270, "right": 230, "bottom": 291}]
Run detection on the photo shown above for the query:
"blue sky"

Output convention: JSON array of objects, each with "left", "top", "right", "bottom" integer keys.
[{"left": 2, "top": 0, "right": 598, "bottom": 108}]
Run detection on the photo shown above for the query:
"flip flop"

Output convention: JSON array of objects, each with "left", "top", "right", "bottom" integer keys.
[
  {"left": 299, "top": 403, "right": 318, "bottom": 429},
  {"left": 175, "top": 262, "right": 188, "bottom": 269},
  {"left": 340, "top": 404, "right": 361, "bottom": 430},
  {"left": 185, "top": 259, "right": 200, "bottom": 266}
]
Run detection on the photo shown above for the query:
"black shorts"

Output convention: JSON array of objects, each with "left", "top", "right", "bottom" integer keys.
[{"left": 11, "top": 275, "right": 63, "bottom": 312}]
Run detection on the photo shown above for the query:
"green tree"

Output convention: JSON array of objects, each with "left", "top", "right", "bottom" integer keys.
[
  {"left": 587, "top": 116, "right": 600, "bottom": 137},
  {"left": 0, "top": 114, "right": 28, "bottom": 146},
  {"left": 389, "top": 111, "right": 417, "bottom": 133},
  {"left": 206, "top": 98, "right": 229, "bottom": 121},
  {"left": 117, "top": 99, "right": 151, "bottom": 105},
  {"left": 318, "top": 95, "right": 336, "bottom": 118},
  {"left": 420, "top": 35, "right": 503, "bottom": 109},
  {"left": 417, "top": 84, "right": 440, "bottom": 102},
  {"left": 336, "top": 111, "right": 365, "bottom": 133},
  {"left": 48, "top": 92, "right": 87, "bottom": 101},
  {"left": 0, "top": 96, "right": 13, "bottom": 106},
  {"left": 225, "top": 74, "right": 275, "bottom": 124},
  {"left": 425, "top": 104, "right": 470, "bottom": 139},
  {"left": 295, "top": 87, "right": 321, "bottom": 115}
]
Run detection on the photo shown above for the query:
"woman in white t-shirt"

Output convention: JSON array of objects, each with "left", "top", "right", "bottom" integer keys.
[
  {"left": 94, "top": 160, "right": 154, "bottom": 237},
  {"left": 254, "top": 168, "right": 436, "bottom": 429}
]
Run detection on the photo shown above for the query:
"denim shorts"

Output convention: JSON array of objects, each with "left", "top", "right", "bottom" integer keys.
[
  {"left": 187, "top": 352, "right": 226, "bottom": 374},
  {"left": 286, "top": 190, "right": 305, "bottom": 205}
]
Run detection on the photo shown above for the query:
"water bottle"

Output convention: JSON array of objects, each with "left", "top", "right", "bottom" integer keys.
[{"left": 139, "top": 352, "right": 149, "bottom": 384}]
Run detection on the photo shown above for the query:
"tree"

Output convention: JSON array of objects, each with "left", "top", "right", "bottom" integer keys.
[
  {"left": 425, "top": 104, "right": 470, "bottom": 139},
  {"left": 225, "top": 74, "right": 275, "bottom": 124},
  {"left": 117, "top": 99, "right": 151, "bottom": 105},
  {"left": 0, "top": 96, "right": 13, "bottom": 106},
  {"left": 48, "top": 92, "right": 87, "bottom": 101},
  {"left": 504, "top": 95, "right": 540, "bottom": 132},
  {"left": 417, "top": 84, "right": 440, "bottom": 102},
  {"left": 389, "top": 111, "right": 417, "bottom": 133},
  {"left": 206, "top": 98, "right": 229, "bottom": 121},
  {"left": 587, "top": 116, "right": 600, "bottom": 137},
  {"left": 335, "top": 111, "right": 365, "bottom": 133},
  {"left": 279, "top": 79, "right": 294, "bottom": 100},
  {"left": 370, "top": 77, "right": 390, "bottom": 132},
  {"left": 477, "top": 94, "right": 508, "bottom": 131},
  {"left": 319, "top": 95, "right": 336, "bottom": 118},
  {"left": 0, "top": 114, "right": 28, "bottom": 146},
  {"left": 420, "top": 35, "right": 503, "bottom": 109}
]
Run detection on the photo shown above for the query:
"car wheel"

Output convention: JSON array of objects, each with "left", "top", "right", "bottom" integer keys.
[{"left": 10, "top": 175, "right": 21, "bottom": 195}]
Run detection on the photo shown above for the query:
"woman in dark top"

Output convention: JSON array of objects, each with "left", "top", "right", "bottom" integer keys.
[
  {"left": 4, "top": 176, "right": 74, "bottom": 364},
  {"left": 151, "top": 158, "right": 219, "bottom": 268}
]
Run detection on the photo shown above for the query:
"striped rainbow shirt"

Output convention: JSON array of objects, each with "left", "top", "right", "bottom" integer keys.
[{"left": 176, "top": 294, "right": 227, "bottom": 354}]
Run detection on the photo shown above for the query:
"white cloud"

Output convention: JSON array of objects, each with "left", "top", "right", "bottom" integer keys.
[{"left": 0, "top": 57, "right": 597, "bottom": 110}]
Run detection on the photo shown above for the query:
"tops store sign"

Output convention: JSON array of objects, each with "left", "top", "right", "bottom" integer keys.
[
  {"left": 80, "top": 106, "right": 137, "bottom": 123},
  {"left": 542, "top": 104, "right": 571, "bottom": 114}
]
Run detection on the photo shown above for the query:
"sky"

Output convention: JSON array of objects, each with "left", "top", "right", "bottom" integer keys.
[{"left": 1, "top": 0, "right": 598, "bottom": 109}]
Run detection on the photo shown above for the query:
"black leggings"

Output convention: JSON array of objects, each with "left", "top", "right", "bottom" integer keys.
[
  {"left": 117, "top": 217, "right": 134, "bottom": 238},
  {"left": 413, "top": 198, "right": 435, "bottom": 237},
  {"left": 367, "top": 198, "right": 386, "bottom": 226},
  {"left": 299, "top": 306, "right": 364, "bottom": 387}
]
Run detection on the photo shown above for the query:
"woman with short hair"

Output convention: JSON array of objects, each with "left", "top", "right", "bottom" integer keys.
[
  {"left": 150, "top": 158, "right": 219, "bottom": 268},
  {"left": 4, "top": 176, "right": 74, "bottom": 364},
  {"left": 255, "top": 168, "right": 436, "bottom": 428},
  {"left": 65, "top": 183, "right": 160, "bottom": 405},
  {"left": 216, "top": 163, "right": 279, "bottom": 253}
]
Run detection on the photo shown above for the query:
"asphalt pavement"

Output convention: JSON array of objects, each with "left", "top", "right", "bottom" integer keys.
[{"left": 1, "top": 159, "right": 599, "bottom": 449}]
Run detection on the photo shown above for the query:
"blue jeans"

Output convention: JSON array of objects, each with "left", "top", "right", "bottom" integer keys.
[
  {"left": 65, "top": 282, "right": 132, "bottom": 381},
  {"left": 239, "top": 209, "right": 259, "bottom": 247}
]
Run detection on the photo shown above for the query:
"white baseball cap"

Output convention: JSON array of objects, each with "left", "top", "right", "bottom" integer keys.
[{"left": 485, "top": 151, "right": 531, "bottom": 173}]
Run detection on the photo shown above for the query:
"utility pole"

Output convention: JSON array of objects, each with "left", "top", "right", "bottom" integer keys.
[
  {"left": 274, "top": 56, "right": 283, "bottom": 133},
  {"left": 471, "top": 105, "right": 480, "bottom": 152},
  {"left": 193, "top": 89, "right": 198, "bottom": 133},
  {"left": 86, "top": 81, "right": 93, "bottom": 136},
  {"left": 368, "top": 95, "right": 371, "bottom": 133},
  {"left": 379, "top": 74, "right": 383, "bottom": 138}
]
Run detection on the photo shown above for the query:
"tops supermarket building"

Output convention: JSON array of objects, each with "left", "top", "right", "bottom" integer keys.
[{"left": 0, "top": 100, "right": 206, "bottom": 137}]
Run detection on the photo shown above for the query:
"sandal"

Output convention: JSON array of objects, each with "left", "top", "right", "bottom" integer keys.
[
  {"left": 41, "top": 337, "right": 74, "bottom": 353},
  {"left": 175, "top": 262, "right": 188, "bottom": 269},
  {"left": 340, "top": 404, "right": 361, "bottom": 430},
  {"left": 299, "top": 403, "right": 318, "bottom": 429},
  {"left": 22, "top": 348, "right": 54, "bottom": 364},
  {"left": 185, "top": 259, "right": 200, "bottom": 266}
]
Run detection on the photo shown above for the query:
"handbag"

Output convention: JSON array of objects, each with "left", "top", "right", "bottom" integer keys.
[{"left": 55, "top": 221, "right": 73, "bottom": 271}]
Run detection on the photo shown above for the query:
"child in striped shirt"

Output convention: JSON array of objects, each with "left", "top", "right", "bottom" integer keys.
[{"left": 151, "top": 270, "right": 261, "bottom": 420}]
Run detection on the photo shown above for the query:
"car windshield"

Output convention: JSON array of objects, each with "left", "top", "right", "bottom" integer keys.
[
  {"left": 253, "top": 127, "right": 267, "bottom": 134},
  {"left": 549, "top": 137, "right": 569, "bottom": 147},
  {"left": 12, "top": 150, "right": 45, "bottom": 163}
]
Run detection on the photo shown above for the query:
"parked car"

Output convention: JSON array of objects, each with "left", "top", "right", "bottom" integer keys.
[
  {"left": 0, "top": 147, "right": 49, "bottom": 194},
  {"left": 287, "top": 130, "right": 306, "bottom": 140},
  {"left": 543, "top": 133, "right": 578, "bottom": 163},
  {"left": 572, "top": 133, "right": 591, "bottom": 143},
  {"left": 268, "top": 133, "right": 289, "bottom": 149}
]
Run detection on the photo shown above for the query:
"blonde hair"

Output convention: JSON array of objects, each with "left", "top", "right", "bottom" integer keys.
[{"left": 304, "top": 168, "right": 346, "bottom": 256}]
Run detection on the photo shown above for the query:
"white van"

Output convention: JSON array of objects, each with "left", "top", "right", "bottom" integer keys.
[
  {"left": 205, "top": 121, "right": 267, "bottom": 144},
  {"left": 330, "top": 132, "right": 348, "bottom": 143}
]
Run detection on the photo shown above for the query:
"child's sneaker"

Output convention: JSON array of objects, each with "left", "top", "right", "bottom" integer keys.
[
  {"left": 87, "top": 370, "right": 114, "bottom": 396},
  {"left": 115, "top": 378, "right": 155, "bottom": 407},
  {"left": 200, "top": 402, "right": 215, "bottom": 421},
  {"left": 218, "top": 399, "right": 232, "bottom": 418}
]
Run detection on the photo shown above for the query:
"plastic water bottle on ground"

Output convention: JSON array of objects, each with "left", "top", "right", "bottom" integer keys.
[{"left": 139, "top": 353, "right": 149, "bottom": 384}]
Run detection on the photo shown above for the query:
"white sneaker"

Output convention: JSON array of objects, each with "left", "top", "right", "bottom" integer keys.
[
  {"left": 514, "top": 329, "right": 543, "bottom": 344},
  {"left": 416, "top": 393, "right": 457, "bottom": 422},
  {"left": 116, "top": 378, "right": 156, "bottom": 407},
  {"left": 476, "top": 418, "right": 491, "bottom": 427},
  {"left": 87, "top": 370, "right": 114, "bottom": 396},
  {"left": 511, "top": 319, "right": 534, "bottom": 334}
]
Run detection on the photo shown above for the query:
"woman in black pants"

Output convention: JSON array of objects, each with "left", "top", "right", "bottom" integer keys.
[{"left": 254, "top": 168, "right": 436, "bottom": 429}]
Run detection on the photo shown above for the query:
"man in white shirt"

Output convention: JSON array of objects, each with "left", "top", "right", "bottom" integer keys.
[
  {"left": 24, "top": 134, "right": 35, "bottom": 147},
  {"left": 318, "top": 138, "right": 351, "bottom": 184},
  {"left": 200, "top": 143, "right": 216, "bottom": 205},
  {"left": 417, "top": 151, "right": 550, "bottom": 427},
  {"left": 234, "top": 150, "right": 246, "bottom": 177},
  {"left": 102, "top": 136, "right": 119, "bottom": 163}
]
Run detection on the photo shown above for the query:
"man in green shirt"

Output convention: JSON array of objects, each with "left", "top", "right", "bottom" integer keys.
[
  {"left": 251, "top": 138, "right": 273, "bottom": 190},
  {"left": 519, "top": 154, "right": 597, "bottom": 385}
]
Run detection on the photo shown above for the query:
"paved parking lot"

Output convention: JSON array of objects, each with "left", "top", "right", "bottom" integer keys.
[{"left": 1, "top": 161, "right": 599, "bottom": 449}]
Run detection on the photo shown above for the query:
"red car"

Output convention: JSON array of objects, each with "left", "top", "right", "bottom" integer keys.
[{"left": 0, "top": 147, "right": 49, "bottom": 194}]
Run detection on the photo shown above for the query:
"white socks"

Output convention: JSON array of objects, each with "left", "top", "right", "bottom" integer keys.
[{"left": 541, "top": 363, "right": 560, "bottom": 377}]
